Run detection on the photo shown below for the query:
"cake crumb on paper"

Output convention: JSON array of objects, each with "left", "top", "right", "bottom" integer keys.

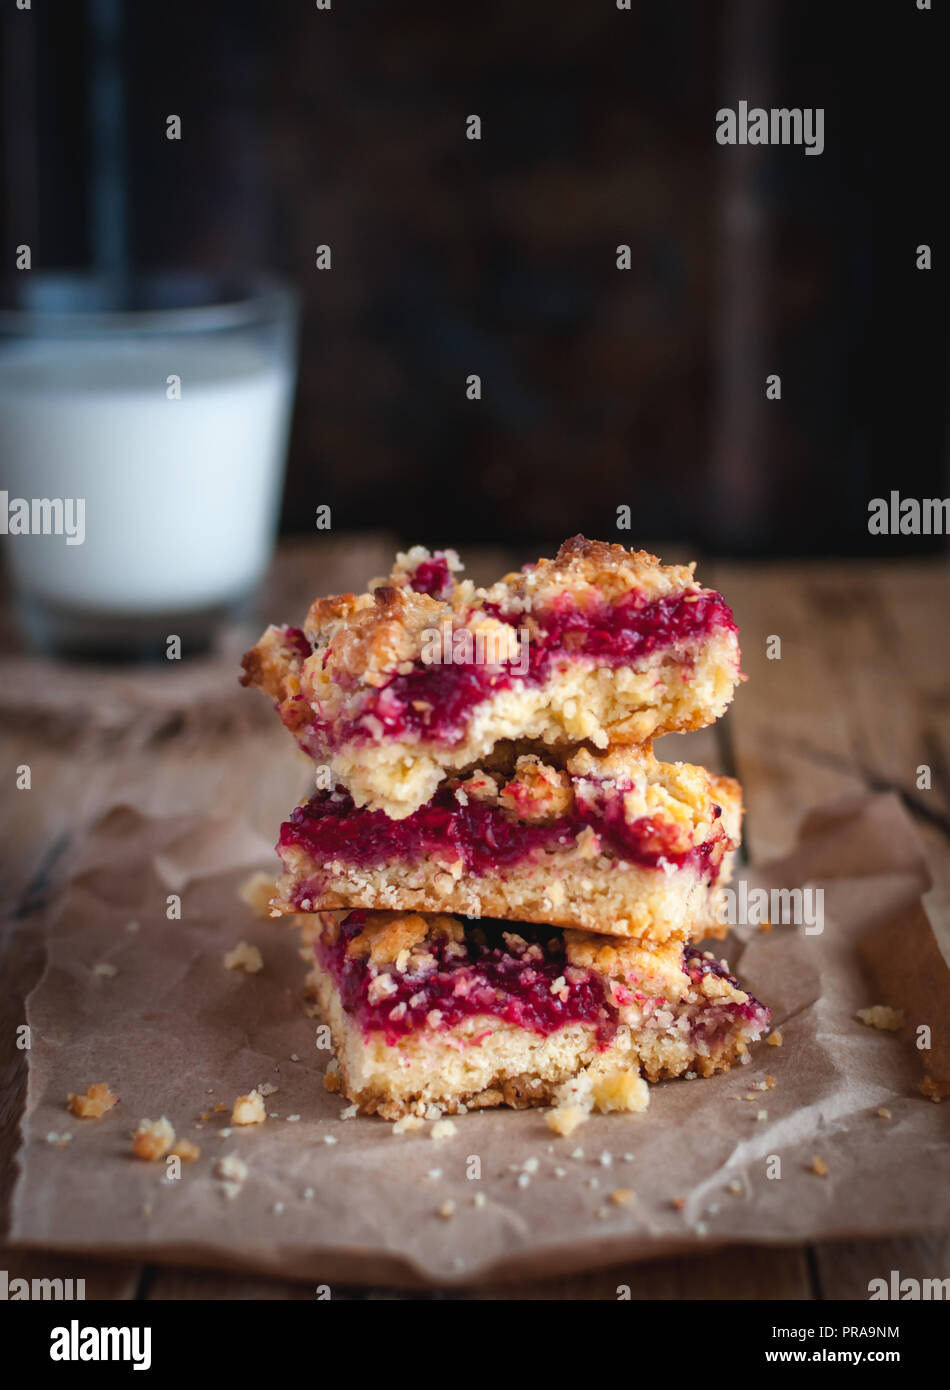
[
  {"left": 392, "top": 1115, "right": 425, "bottom": 1135},
  {"left": 170, "top": 1138, "right": 201, "bottom": 1162},
  {"left": 855, "top": 1005, "right": 905, "bottom": 1032},
  {"left": 430, "top": 1119, "right": 457, "bottom": 1141},
  {"left": 231, "top": 1090, "right": 267, "bottom": 1126},
  {"left": 215, "top": 1153, "right": 248, "bottom": 1199},
  {"left": 132, "top": 1117, "right": 175, "bottom": 1162},
  {"left": 766, "top": 1030, "right": 783, "bottom": 1047},
  {"left": 810, "top": 1156, "right": 829, "bottom": 1177},
  {"left": 920, "top": 1075, "right": 948, "bottom": 1103},
  {"left": 546, "top": 1105, "right": 587, "bottom": 1137},
  {"left": 93, "top": 962, "right": 118, "bottom": 978},
  {"left": 67, "top": 1082, "right": 118, "bottom": 1119},
  {"left": 223, "top": 941, "right": 264, "bottom": 974}
]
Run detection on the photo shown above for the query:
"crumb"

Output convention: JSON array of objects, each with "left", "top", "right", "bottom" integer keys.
[
  {"left": 223, "top": 941, "right": 264, "bottom": 974},
  {"left": 765, "top": 1075, "right": 776, "bottom": 1088},
  {"left": 570, "top": 1147, "right": 584, "bottom": 1160},
  {"left": 340, "top": 1103, "right": 358, "bottom": 1120},
  {"left": 587, "top": 1177, "right": 599, "bottom": 1190},
  {"left": 671, "top": 1196, "right": 686, "bottom": 1210},
  {"left": 877, "top": 1107, "right": 892, "bottom": 1119},
  {"left": 553, "top": 1167, "right": 567, "bottom": 1178},
  {"left": 592, "top": 1070, "right": 650, "bottom": 1114},
  {"left": 231, "top": 1090, "right": 266, "bottom": 1126},
  {"left": 438, "top": 1200, "right": 456, "bottom": 1219},
  {"left": 755, "top": 1109, "right": 768, "bottom": 1122},
  {"left": 430, "top": 1119, "right": 458, "bottom": 1141},
  {"left": 303, "top": 1187, "right": 314, "bottom": 1200},
  {"left": 290, "top": 1053, "right": 300, "bottom": 1062},
  {"left": 213, "top": 1103, "right": 228, "bottom": 1113},
  {"left": 239, "top": 870, "right": 277, "bottom": 918},
  {"left": 45, "top": 1131, "right": 73, "bottom": 1148},
  {"left": 920, "top": 1075, "right": 948, "bottom": 1102},
  {"left": 258, "top": 1082, "right": 279, "bottom": 1097},
  {"left": 218, "top": 1127, "right": 232, "bottom": 1139},
  {"left": 170, "top": 1138, "right": 200, "bottom": 1162},
  {"left": 286, "top": 1114, "right": 301, "bottom": 1123},
  {"left": 67, "top": 1082, "right": 118, "bottom": 1119},
  {"left": 727, "top": 1180, "right": 743, "bottom": 1194},
  {"left": 392, "top": 1115, "right": 425, "bottom": 1135},
  {"left": 599, "top": 1150, "right": 613, "bottom": 1167},
  {"left": 93, "top": 962, "right": 118, "bottom": 978},
  {"left": 696, "top": 1221, "right": 709, "bottom": 1236},
  {"left": 517, "top": 1172, "right": 531, "bottom": 1189},
  {"left": 323, "top": 1134, "right": 338, "bottom": 1145},
  {"left": 610, "top": 1188, "right": 634, "bottom": 1206},
  {"left": 546, "top": 1105, "right": 587, "bottom": 1137},
  {"left": 215, "top": 1153, "right": 248, "bottom": 1198},
  {"left": 273, "top": 1202, "right": 285, "bottom": 1215},
  {"left": 766, "top": 1030, "right": 783, "bottom": 1047},
  {"left": 855, "top": 1005, "right": 905, "bottom": 1032},
  {"left": 473, "top": 1192, "right": 487, "bottom": 1208},
  {"left": 132, "top": 1117, "right": 175, "bottom": 1162},
  {"left": 810, "top": 1156, "right": 829, "bottom": 1177}
]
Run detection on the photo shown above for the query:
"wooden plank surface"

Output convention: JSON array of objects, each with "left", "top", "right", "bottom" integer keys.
[{"left": 2, "top": 542, "right": 948, "bottom": 1300}]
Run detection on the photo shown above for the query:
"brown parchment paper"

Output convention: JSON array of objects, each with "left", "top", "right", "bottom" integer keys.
[{"left": 8, "top": 793, "right": 950, "bottom": 1287}]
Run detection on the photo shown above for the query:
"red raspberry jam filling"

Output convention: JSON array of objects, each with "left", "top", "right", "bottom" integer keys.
[
  {"left": 683, "top": 947, "right": 772, "bottom": 1033},
  {"left": 408, "top": 552, "right": 455, "bottom": 599},
  {"left": 319, "top": 915, "right": 618, "bottom": 1046},
  {"left": 280, "top": 781, "right": 727, "bottom": 898},
  {"left": 317, "top": 917, "right": 769, "bottom": 1050},
  {"left": 328, "top": 588, "right": 736, "bottom": 748}
]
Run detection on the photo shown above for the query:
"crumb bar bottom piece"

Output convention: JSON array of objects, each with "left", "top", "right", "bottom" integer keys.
[{"left": 303, "top": 911, "right": 770, "bottom": 1119}]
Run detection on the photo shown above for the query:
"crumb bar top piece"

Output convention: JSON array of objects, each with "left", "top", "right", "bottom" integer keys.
[{"left": 241, "top": 537, "right": 742, "bottom": 818}]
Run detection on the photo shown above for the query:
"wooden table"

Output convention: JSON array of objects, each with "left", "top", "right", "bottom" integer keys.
[{"left": 2, "top": 536, "right": 948, "bottom": 1299}]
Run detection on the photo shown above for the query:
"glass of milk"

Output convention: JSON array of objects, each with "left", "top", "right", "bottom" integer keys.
[{"left": 0, "top": 272, "right": 298, "bottom": 658}]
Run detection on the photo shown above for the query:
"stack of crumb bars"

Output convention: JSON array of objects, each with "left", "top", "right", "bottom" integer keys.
[{"left": 242, "top": 537, "right": 770, "bottom": 1130}]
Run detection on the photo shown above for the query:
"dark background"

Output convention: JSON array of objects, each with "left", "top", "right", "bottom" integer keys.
[{"left": 0, "top": 0, "right": 945, "bottom": 555}]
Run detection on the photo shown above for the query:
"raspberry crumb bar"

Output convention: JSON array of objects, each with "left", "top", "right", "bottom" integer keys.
[
  {"left": 241, "top": 537, "right": 743, "bottom": 819},
  {"left": 276, "top": 747, "right": 741, "bottom": 942},
  {"left": 303, "top": 910, "right": 770, "bottom": 1119}
]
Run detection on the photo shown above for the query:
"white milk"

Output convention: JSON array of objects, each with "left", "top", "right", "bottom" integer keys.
[{"left": 0, "top": 336, "right": 293, "bottom": 614}]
